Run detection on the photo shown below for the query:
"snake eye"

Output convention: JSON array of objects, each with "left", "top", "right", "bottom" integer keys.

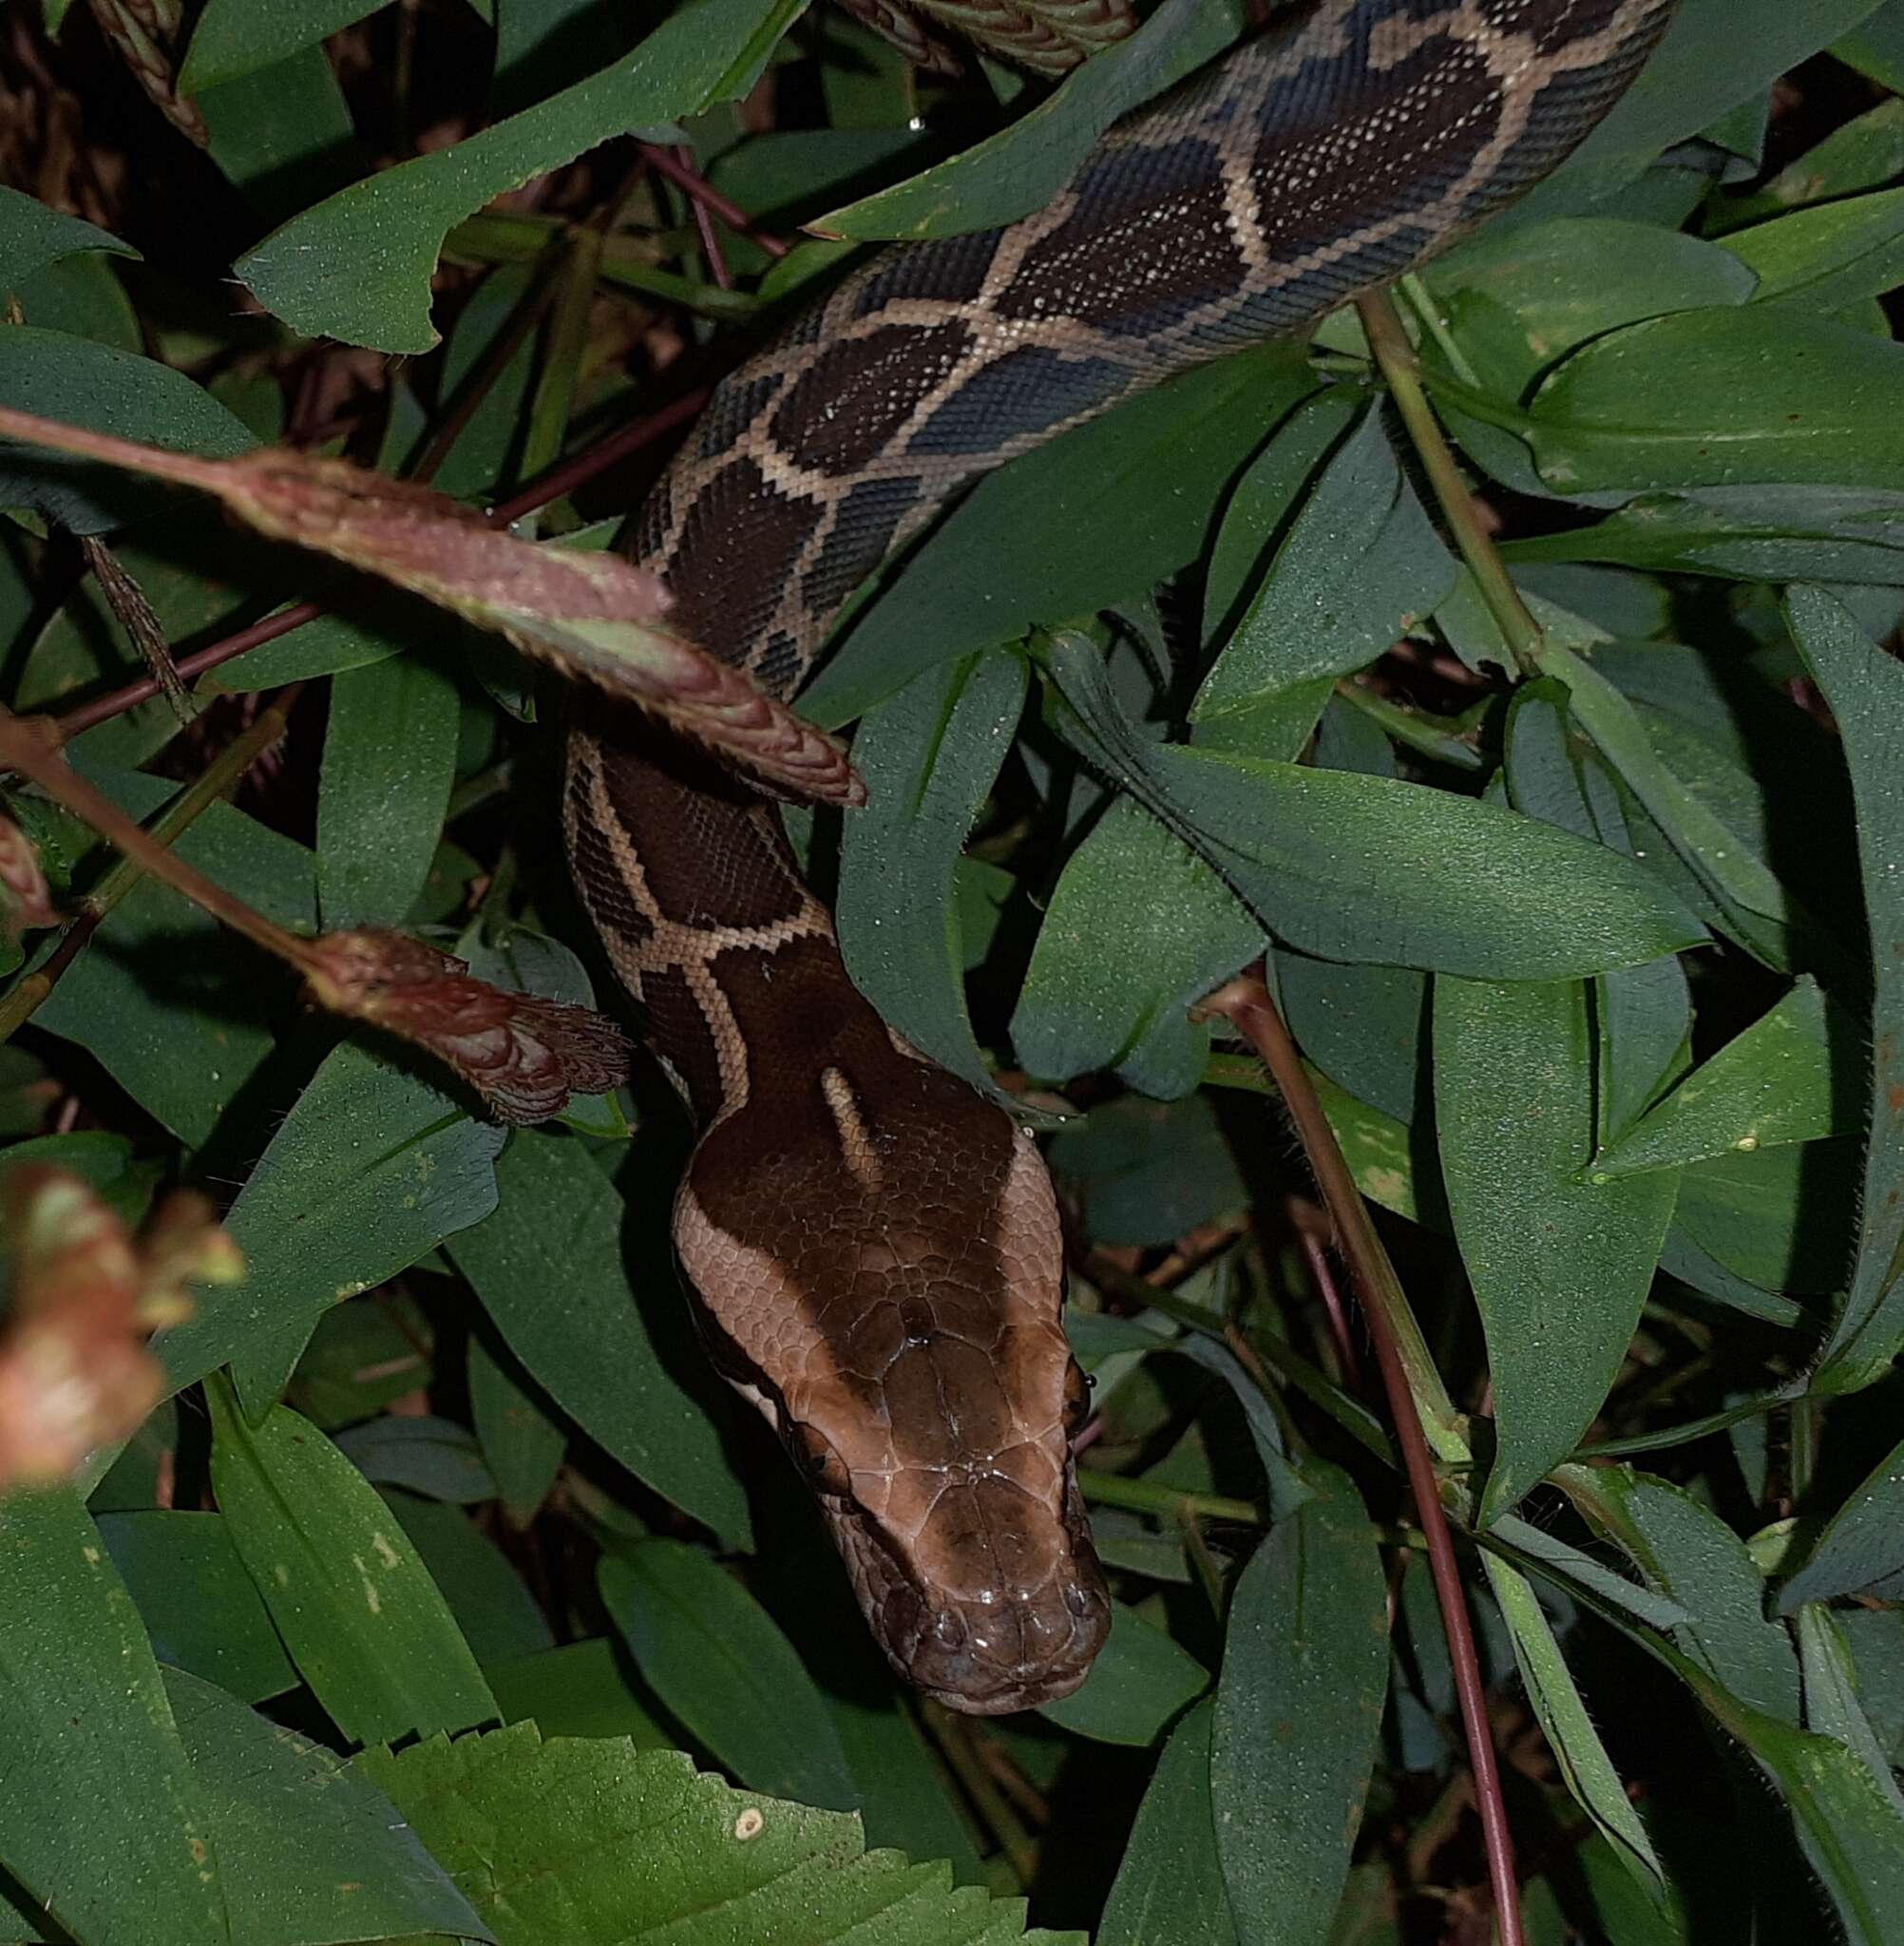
[
  {"left": 790, "top": 1421, "right": 853, "bottom": 1498},
  {"left": 1062, "top": 1358, "right": 1094, "bottom": 1435}
]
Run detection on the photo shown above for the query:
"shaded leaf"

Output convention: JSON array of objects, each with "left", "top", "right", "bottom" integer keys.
[
  {"left": 1785, "top": 587, "right": 1904, "bottom": 1385},
  {"left": 1777, "top": 1430, "right": 1904, "bottom": 1611},
  {"left": 1098, "top": 1698, "right": 1238, "bottom": 1946},
  {"left": 163, "top": 1665, "right": 491, "bottom": 1946},
  {"left": 1436, "top": 977, "right": 1678, "bottom": 1519},
  {"left": 599, "top": 1536, "right": 859, "bottom": 1812},
  {"left": 1038, "top": 1599, "right": 1208, "bottom": 1746},
  {"left": 1592, "top": 978, "right": 1856, "bottom": 1177},
  {"left": 1527, "top": 309, "right": 1904, "bottom": 495},
  {"left": 1209, "top": 1463, "right": 1385, "bottom": 1946},
  {"left": 96, "top": 1509, "right": 297, "bottom": 1706},
  {"left": 157, "top": 1040, "right": 504, "bottom": 1402},
  {"left": 316, "top": 651, "right": 461, "bottom": 930},
  {"left": 1012, "top": 798, "right": 1261, "bottom": 1100},
  {"left": 444, "top": 1128, "right": 752, "bottom": 1550},
  {"left": 1045, "top": 631, "right": 1705, "bottom": 979},
  {"left": 836, "top": 646, "right": 1027, "bottom": 1099},
  {"left": 238, "top": 0, "right": 802, "bottom": 350},
  {"left": 0, "top": 1484, "right": 222, "bottom": 1946},
  {"left": 1481, "top": 1552, "right": 1663, "bottom": 1886}
]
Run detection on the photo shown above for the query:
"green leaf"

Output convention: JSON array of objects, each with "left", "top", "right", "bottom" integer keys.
[
  {"left": 1591, "top": 978, "right": 1856, "bottom": 1176},
  {"left": 181, "top": 0, "right": 383, "bottom": 91},
  {"left": 0, "top": 326, "right": 253, "bottom": 532},
  {"left": 0, "top": 1485, "right": 223, "bottom": 1946},
  {"left": 0, "top": 184, "right": 135, "bottom": 290},
  {"left": 1552, "top": 1464, "right": 1800, "bottom": 1724},
  {"left": 816, "top": 0, "right": 1236, "bottom": 238},
  {"left": 1538, "top": 642, "right": 1803, "bottom": 967},
  {"left": 1680, "top": 1658, "right": 1904, "bottom": 1945},
  {"left": 1481, "top": 1552, "right": 1663, "bottom": 1887},
  {"left": 800, "top": 344, "right": 1318, "bottom": 731},
  {"left": 381, "top": 1490, "right": 556, "bottom": 1666},
  {"left": 598, "top": 1537, "right": 860, "bottom": 1812},
  {"left": 1777, "top": 1431, "right": 1904, "bottom": 1611},
  {"left": 1038, "top": 1600, "right": 1209, "bottom": 1746},
  {"left": 1097, "top": 1698, "right": 1238, "bottom": 1946},
  {"left": 445, "top": 1129, "right": 752, "bottom": 1550},
  {"left": 1012, "top": 798, "right": 1262, "bottom": 1100},
  {"left": 156, "top": 1040, "right": 504, "bottom": 1402},
  {"left": 205, "top": 1375, "right": 499, "bottom": 1746},
  {"left": 237, "top": 0, "right": 801, "bottom": 350},
  {"left": 485, "top": 1637, "right": 675, "bottom": 1747},
  {"left": 357, "top": 1720, "right": 1082, "bottom": 1945},
  {"left": 1423, "top": 217, "right": 1756, "bottom": 398},
  {"left": 835, "top": 646, "right": 1027, "bottom": 1100},
  {"left": 1190, "top": 406, "right": 1456, "bottom": 745},
  {"left": 336, "top": 1414, "right": 496, "bottom": 1502},
  {"left": 95, "top": 1509, "right": 297, "bottom": 1705},
  {"left": 1436, "top": 976, "right": 1679, "bottom": 1519},
  {"left": 1209, "top": 1463, "right": 1385, "bottom": 1946},
  {"left": 467, "top": 1332, "right": 568, "bottom": 1529},
  {"left": 1524, "top": 0, "right": 1890, "bottom": 215},
  {"left": 1796, "top": 1606, "right": 1904, "bottom": 1821},
  {"left": 1044, "top": 631, "right": 1704, "bottom": 980},
  {"left": 163, "top": 1666, "right": 492, "bottom": 1946},
  {"left": 1722, "top": 185, "right": 1904, "bottom": 314},
  {"left": 316, "top": 650, "right": 461, "bottom": 928},
  {"left": 1785, "top": 587, "right": 1904, "bottom": 1385},
  {"left": 1526, "top": 309, "right": 1904, "bottom": 495}
]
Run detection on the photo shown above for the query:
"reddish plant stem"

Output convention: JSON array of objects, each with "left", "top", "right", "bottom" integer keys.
[
  {"left": 676, "top": 144, "right": 736, "bottom": 290},
  {"left": 1202, "top": 972, "right": 1524, "bottom": 1946},
  {"left": 639, "top": 143, "right": 790, "bottom": 258},
  {"left": 1301, "top": 1226, "right": 1363, "bottom": 1387},
  {"left": 49, "top": 388, "right": 712, "bottom": 742}
]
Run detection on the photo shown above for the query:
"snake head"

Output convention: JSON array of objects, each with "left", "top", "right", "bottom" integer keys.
[{"left": 672, "top": 1017, "right": 1111, "bottom": 1714}]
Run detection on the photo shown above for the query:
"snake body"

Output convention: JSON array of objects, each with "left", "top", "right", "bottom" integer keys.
[{"left": 564, "top": 0, "right": 1674, "bottom": 1713}]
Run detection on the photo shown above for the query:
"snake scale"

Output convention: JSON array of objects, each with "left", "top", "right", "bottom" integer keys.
[{"left": 562, "top": 0, "right": 1675, "bottom": 1713}]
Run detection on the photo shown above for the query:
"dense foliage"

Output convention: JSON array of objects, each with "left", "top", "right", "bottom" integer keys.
[{"left": 3, "top": 0, "right": 1904, "bottom": 1940}]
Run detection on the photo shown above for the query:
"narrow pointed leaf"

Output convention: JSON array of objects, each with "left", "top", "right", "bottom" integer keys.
[
  {"left": 1784, "top": 587, "right": 1904, "bottom": 1385},
  {"left": 1209, "top": 1462, "right": 1385, "bottom": 1946},
  {"left": 205, "top": 1376, "right": 498, "bottom": 1746},
  {"left": 0, "top": 1485, "right": 223, "bottom": 1946}
]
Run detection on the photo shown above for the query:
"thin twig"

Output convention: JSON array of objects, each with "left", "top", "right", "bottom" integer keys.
[
  {"left": 1200, "top": 973, "right": 1523, "bottom": 1946},
  {"left": 639, "top": 143, "right": 791, "bottom": 258},
  {"left": 921, "top": 1702, "right": 1039, "bottom": 1889},
  {"left": 0, "top": 687, "right": 302, "bottom": 1042},
  {"left": 676, "top": 143, "right": 735, "bottom": 290},
  {"left": 47, "top": 390, "right": 710, "bottom": 741}
]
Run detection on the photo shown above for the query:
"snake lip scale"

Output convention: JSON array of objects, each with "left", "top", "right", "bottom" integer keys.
[{"left": 564, "top": 0, "right": 1676, "bottom": 1713}]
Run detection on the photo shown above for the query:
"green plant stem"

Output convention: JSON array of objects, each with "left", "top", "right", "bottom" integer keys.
[
  {"left": 518, "top": 226, "right": 605, "bottom": 530},
  {"left": 921, "top": 1703, "right": 1039, "bottom": 1890},
  {"left": 1357, "top": 285, "right": 1544, "bottom": 674},
  {"left": 1198, "top": 971, "right": 1525, "bottom": 1946},
  {"left": 1076, "top": 1468, "right": 1262, "bottom": 1526},
  {"left": 1571, "top": 1392, "right": 1784, "bottom": 1460},
  {"left": 1334, "top": 678, "right": 1487, "bottom": 771}
]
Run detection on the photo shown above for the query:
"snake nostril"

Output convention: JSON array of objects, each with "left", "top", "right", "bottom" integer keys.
[{"left": 929, "top": 1610, "right": 966, "bottom": 1652}]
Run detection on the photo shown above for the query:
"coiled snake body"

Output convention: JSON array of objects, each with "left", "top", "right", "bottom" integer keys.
[{"left": 564, "top": 0, "right": 1674, "bottom": 1713}]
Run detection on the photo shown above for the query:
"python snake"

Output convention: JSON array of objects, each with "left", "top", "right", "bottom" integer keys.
[{"left": 563, "top": 0, "right": 1674, "bottom": 1713}]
